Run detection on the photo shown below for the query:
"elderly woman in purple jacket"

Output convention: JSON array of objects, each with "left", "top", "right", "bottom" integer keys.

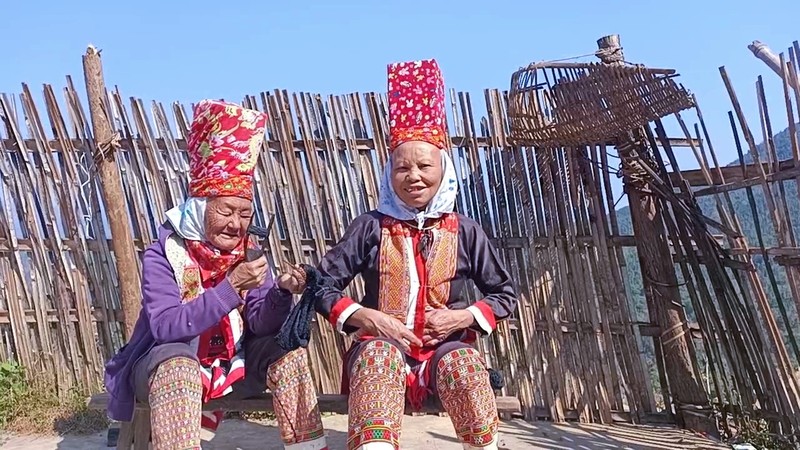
[{"left": 103, "top": 100, "right": 328, "bottom": 450}]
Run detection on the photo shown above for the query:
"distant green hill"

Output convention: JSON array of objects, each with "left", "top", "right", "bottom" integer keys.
[{"left": 616, "top": 125, "right": 800, "bottom": 357}]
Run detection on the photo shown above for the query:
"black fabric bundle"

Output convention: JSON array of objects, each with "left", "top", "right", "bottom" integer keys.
[
  {"left": 488, "top": 368, "right": 505, "bottom": 390},
  {"left": 275, "top": 264, "right": 333, "bottom": 352}
]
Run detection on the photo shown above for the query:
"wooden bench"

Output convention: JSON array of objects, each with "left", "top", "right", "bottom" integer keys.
[{"left": 88, "top": 392, "right": 521, "bottom": 449}]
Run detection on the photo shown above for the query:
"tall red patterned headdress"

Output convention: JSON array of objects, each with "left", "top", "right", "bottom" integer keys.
[
  {"left": 387, "top": 58, "right": 448, "bottom": 150},
  {"left": 186, "top": 99, "right": 268, "bottom": 201}
]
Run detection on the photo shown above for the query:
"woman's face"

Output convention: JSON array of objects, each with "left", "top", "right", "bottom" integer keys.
[
  {"left": 204, "top": 196, "right": 253, "bottom": 251},
  {"left": 391, "top": 141, "right": 443, "bottom": 209}
]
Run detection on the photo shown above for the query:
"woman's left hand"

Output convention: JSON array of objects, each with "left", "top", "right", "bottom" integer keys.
[
  {"left": 422, "top": 309, "right": 474, "bottom": 346},
  {"left": 276, "top": 263, "right": 307, "bottom": 294}
]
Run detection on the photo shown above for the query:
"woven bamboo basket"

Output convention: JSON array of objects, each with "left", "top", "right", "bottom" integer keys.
[{"left": 507, "top": 61, "right": 694, "bottom": 148}]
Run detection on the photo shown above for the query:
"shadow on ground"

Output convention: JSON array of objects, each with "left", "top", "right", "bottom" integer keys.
[
  {"left": 483, "top": 419, "right": 728, "bottom": 450},
  {"left": 4, "top": 414, "right": 729, "bottom": 450},
  {"left": 46, "top": 419, "right": 350, "bottom": 450},
  {"left": 200, "top": 419, "right": 348, "bottom": 450}
]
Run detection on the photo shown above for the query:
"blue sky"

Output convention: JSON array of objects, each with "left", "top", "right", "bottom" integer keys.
[{"left": 2, "top": 0, "right": 800, "bottom": 175}]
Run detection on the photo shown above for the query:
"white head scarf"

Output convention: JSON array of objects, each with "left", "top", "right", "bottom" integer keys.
[
  {"left": 164, "top": 197, "right": 207, "bottom": 241},
  {"left": 377, "top": 150, "right": 458, "bottom": 229}
]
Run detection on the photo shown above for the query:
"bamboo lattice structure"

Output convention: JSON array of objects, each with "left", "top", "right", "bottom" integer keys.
[
  {"left": 508, "top": 61, "right": 694, "bottom": 148},
  {"left": 504, "top": 35, "right": 800, "bottom": 440}
]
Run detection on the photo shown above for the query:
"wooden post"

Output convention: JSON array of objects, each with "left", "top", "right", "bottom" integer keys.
[
  {"left": 747, "top": 40, "right": 800, "bottom": 94},
  {"left": 597, "top": 35, "right": 716, "bottom": 436},
  {"left": 83, "top": 45, "right": 141, "bottom": 339}
]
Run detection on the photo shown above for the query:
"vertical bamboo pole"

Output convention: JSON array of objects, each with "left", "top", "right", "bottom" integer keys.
[
  {"left": 596, "top": 34, "right": 715, "bottom": 435},
  {"left": 82, "top": 45, "right": 141, "bottom": 338}
]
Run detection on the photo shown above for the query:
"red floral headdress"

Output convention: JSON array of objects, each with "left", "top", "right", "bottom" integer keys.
[
  {"left": 186, "top": 100, "right": 268, "bottom": 201},
  {"left": 387, "top": 58, "right": 448, "bottom": 151}
]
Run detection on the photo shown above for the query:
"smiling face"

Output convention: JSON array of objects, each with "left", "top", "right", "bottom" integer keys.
[
  {"left": 204, "top": 196, "right": 253, "bottom": 251},
  {"left": 390, "top": 141, "right": 444, "bottom": 210}
]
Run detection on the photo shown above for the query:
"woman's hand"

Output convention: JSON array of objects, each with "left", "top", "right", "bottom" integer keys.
[
  {"left": 422, "top": 309, "right": 474, "bottom": 347},
  {"left": 347, "top": 308, "right": 422, "bottom": 353},
  {"left": 276, "top": 263, "right": 307, "bottom": 294},
  {"left": 228, "top": 256, "right": 268, "bottom": 291}
]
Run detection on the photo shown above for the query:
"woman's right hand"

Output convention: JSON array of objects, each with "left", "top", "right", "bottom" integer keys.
[
  {"left": 347, "top": 308, "right": 422, "bottom": 353},
  {"left": 228, "top": 255, "right": 268, "bottom": 291}
]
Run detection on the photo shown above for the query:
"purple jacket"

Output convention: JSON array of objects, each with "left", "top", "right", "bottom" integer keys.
[{"left": 103, "top": 225, "right": 292, "bottom": 421}]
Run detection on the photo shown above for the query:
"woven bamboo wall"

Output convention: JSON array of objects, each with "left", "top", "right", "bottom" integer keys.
[
  {"left": 0, "top": 81, "right": 660, "bottom": 423},
  {"left": 10, "top": 74, "right": 800, "bottom": 428}
]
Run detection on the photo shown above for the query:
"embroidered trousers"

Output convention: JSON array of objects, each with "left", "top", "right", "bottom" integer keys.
[
  {"left": 345, "top": 339, "right": 499, "bottom": 450},
  {"left": 135, "top": 339, "right": 327, "bottom": 450}
]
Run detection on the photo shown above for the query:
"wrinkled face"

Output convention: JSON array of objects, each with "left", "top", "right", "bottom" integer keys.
[
  {"left": 204, "top": 196, "right": 253, "bottom": 252},
  {"left": 391, "top": 141, "right": 443, "bottom": 209}
]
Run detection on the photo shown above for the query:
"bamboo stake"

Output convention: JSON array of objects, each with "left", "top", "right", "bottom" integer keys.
[
  {"left": 730, "top": 116, "right": 800, "bottom": 427},
  {"left": 676, "top": 107, "right": 773, "bottom": 406},
  {"left": 652, "top": 121, "right": 753, "bottom": 398},
  {"left": 748, "top": 41, "right": 800, "bottom": 95},
  {"left": 1, "top": 94, "right": 58, "bottom": 380},
  {"left": 683, "top": 110, "right": 760, "bottom": 417},
  {"left": 82, "top": 46, "right": 141, "bottom": 338},
  {"left": 21, "top": 84, "right": 91, "bottom": 392},
  {"left": 64, "top": 76, "right": 126, "bottom": 351},
  {"left": 0, "top": 112, "right": 35, "bottom": 369},
  {"left": 44, "top": 84, "right": 111, "bottom": 374}
]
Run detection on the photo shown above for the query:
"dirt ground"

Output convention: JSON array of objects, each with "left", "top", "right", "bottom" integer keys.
[{"left": 0, "top": 414, "right": 729, "bottom": 449}]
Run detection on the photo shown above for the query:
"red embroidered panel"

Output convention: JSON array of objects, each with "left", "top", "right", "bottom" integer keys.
[{"left": 377, "top": 214, "right": 459, "bottom": 320}]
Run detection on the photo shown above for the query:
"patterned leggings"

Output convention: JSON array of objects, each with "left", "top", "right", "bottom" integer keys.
[
  {"left": 346, "top": 339, "right": 499, "bottom": 450},
  {"left": 148, "top": 357, "right": 203, "bottom": 449},
  {"left": 148, "top": 349, "right": 326, "bottom": 450},
  {"left": 267, "top": 349, "right": 327, "bottom": 449}
]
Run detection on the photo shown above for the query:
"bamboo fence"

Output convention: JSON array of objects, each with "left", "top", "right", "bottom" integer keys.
[{"left": 0, "top": 47, "right": 798, "bottom": 434}]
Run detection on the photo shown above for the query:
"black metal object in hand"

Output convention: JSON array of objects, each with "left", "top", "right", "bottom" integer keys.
[
  {"left": 246, "top": 214, "right": 276, "bottom": 262},
  {"left": 245, "top": 248, "right": 265, "bottom": 262}
]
